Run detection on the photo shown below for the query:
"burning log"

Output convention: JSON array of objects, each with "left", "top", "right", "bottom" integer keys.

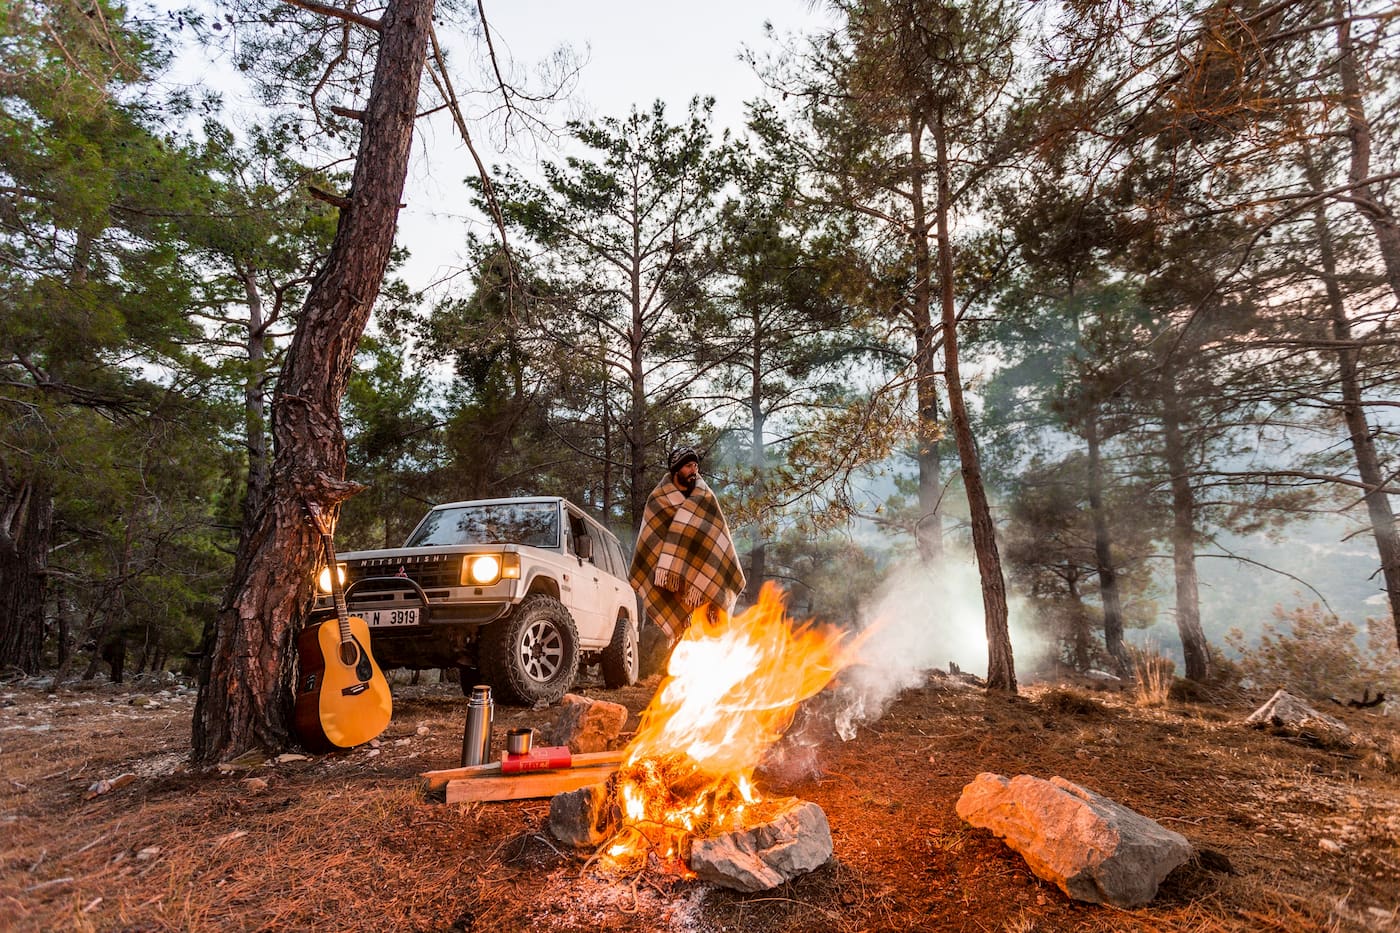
[{"left": 548, "top": 584, "right": 867, "bottom": 891}]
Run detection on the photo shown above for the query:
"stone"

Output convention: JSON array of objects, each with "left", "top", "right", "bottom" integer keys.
[
  {"left": 1244, "top": 689, "right": 1352, "bottom": 746},
  {"left": 543, "top": 693, "right": 628, "bottom": 753},
  {"left": 688, "top": 798, "right": 833, "bottom": 893},
  {"left": 956, "top": 772, "right": 1192, "bottom": 909},
  {"left": 548, "top": 781, "right": 619, "bottom": 848},
  {"left": 83, "top": 772, "right": 138, "bottom": 799}
]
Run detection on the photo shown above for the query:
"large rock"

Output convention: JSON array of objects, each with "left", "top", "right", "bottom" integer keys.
[
  {"left": 1244, "top": 689, "right": 1352, "bottom": 746},
  {"left": 688, "top": 798, "right": 833, "bottom": 892},
  {"left": 956, "top": 772, "right": 1192, "bottom": 908},
  {"left": 543, "top": 693, "right": 628, "bottom": 753},
  {"left": 548, "top": 781, "right": 619, "bottom": 848}
]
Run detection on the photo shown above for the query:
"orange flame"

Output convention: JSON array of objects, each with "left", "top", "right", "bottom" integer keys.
[{"left": 603, "top": 582, "right": 867, "bottom": 871}]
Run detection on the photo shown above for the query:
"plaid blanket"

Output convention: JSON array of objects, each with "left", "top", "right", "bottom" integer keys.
[{"left": 629, "top": 474, "right": 746, "bottom": 641}]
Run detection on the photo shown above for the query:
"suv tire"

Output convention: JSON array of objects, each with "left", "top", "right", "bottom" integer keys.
[
  {"left": 480, "top": 595, "right": 579, "bottom": 706},
  {"left": 600, "top": 615, "right": 638, "bottom": 689}
]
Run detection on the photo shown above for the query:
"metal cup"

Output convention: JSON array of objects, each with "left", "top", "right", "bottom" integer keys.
[{"left": 506, "top": 728, "right": 533, "bottom": 756}]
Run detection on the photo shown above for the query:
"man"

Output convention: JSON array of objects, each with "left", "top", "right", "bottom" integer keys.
[{"left": 630, "top": 445, "right": 746, "bottom": 646}]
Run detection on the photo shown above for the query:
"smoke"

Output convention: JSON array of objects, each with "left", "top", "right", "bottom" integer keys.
[{"left": 827, "top": 551, "right": 1041, "bottom": 740}]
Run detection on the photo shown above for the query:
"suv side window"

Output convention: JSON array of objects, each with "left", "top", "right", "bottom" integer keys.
[
  {"left": 566, "top": 510, "right": 593, "bottom": 564},
  {"left": 605, "top": 535, "right": 627, "bottom": 580},
  {"left": 594, "top": 527, "right": 619, "bottom": 578}
]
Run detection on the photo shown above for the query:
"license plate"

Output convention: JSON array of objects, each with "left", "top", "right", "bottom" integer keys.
[{"left": 365, "top": 607, "right": 420, "bottom": 628}]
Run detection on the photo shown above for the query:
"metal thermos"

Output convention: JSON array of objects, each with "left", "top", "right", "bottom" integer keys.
[{"left": 460, "top": 684, "right": 494, "bottom": 767}]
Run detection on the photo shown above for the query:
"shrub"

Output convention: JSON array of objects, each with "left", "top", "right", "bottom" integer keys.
[{"left": 1225, "top": 604, "right": 1399, "bottom": 702}]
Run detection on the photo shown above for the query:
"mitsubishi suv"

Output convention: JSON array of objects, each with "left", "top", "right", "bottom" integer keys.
[{"left": 312, "top": 497, "right": 639, "bottom": 705}]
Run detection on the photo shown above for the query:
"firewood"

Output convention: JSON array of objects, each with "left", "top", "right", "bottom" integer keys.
[
  {"left": 444, "top": 762, "right": 619, "bottom": 804},
  {"left": 419, "top": 750, "right": 625, "bottom": 797}
]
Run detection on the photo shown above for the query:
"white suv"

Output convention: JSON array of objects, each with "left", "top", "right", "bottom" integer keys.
[{"left": 313, "top": 497, "right": 639, "bottom": 705}]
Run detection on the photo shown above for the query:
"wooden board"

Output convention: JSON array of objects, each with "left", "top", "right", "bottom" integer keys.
[
  {"left": 420, "top": 750, "right": 625, "bottom": 796},
  {"left": 444, "top": 762, "right": 619, "bottom": 804}
]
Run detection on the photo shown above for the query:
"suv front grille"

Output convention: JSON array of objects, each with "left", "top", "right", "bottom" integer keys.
[{"left": 347, "top": 555, "right": 460, "bottom": 591}]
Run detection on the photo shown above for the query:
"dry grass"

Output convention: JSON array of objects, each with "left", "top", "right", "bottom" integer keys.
[
  {"left": 3, "top": 674, "right": 1399, "bottom": 933},
  {"left": 1129, "top": 645, "right": 1175, "bottom": 708}
]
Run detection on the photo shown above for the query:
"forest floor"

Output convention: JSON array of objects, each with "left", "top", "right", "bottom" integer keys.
[{"left": 2, "top": 667, "right": 1398, "bottom": 933}]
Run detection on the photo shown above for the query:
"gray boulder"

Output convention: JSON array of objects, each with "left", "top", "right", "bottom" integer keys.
[
  {"left": 543, "top": 693, "right": 629, "bottom": 753},
  {"left": 956, "top": 772, "right": 1192, "bottom": 908},
  {"left": 548, "top": 781, "right": 619, "bottom": 848},
  {"left": 1244, "top": 689, "right": 1352, "bottom": 746},
  {"left": 688, "top": 798, "right": 833, "bottom": 892}
]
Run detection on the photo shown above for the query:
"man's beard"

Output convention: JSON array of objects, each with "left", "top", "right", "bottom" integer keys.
[{"left": 677, "top": 473, "right": 698, "bottom": 494}]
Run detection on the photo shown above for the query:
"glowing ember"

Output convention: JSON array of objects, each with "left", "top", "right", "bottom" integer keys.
[{"left": 601, "top": 582, "right": 868, "bottom": 873}]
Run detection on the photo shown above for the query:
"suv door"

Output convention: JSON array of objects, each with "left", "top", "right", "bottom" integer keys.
[
  {"left": 563, "top": 507, "right": 607, "bottom": 640},
  {"left": 596, "top": 527, "right": 631, "bottom": 626}
]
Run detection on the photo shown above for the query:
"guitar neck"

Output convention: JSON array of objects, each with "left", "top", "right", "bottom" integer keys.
[{"left": 322, "top": 532, "right": 352, "bottom": 645}]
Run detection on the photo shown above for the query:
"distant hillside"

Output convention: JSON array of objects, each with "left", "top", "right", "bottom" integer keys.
[{"left": 1135, "top": 514, "right": 1390, "bottom": 664}]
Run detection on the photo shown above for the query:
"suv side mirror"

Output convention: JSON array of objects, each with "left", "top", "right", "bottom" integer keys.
[{"left": 576, "top": 536, "right": 593, "bottom": 561}]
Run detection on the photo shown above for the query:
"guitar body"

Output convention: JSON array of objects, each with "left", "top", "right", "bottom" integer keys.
[{"left": 293, "top": 614, "right": 393, "bottom": 752}]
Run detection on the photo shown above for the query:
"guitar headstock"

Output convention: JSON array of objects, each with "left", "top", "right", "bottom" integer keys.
[{"left": 306, "top": 502, "right": 335, "bottom": 537}]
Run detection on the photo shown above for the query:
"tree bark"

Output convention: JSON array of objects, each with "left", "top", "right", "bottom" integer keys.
[
  {"left": 1065, "top": 566, "right": 1090, "bottom": 670},
  {"left": 240, "top": 266, "right": 272, "bottom": 533},
  {"left": 1311, "top": 197, "right": 1400, "bottom": 645},
  {"left": 746, "top": 321, "right": 767, "bottom": 604},
  {"left": 192, "top": 0, "right": 436, "bottom": 765},
  {"left": 1084, "top": 413, "right": 1128, "bottom": 674},
  {"left": 0, "top": 479, "right": 52, "bottom": 674},
  {"left": 1336, "top": 8, "right": 1400, "bottom": 302},
  {"left": 1160, "top": 369, "right": 1211, "bottom": 682},
  {"left": 932, "top": 107, "right": 1015, "bottom": 693},
  {"left": 909, "top": 111, "right": 945, "bottom": 566},
  {"left": 627, "top": 222, "right": 648, "bottom": 534}
]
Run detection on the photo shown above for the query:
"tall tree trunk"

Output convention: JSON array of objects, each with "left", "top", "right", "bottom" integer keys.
[
  {"left": 0, "top": 479, "right": 52, "bottom": 673},
  {"left": 909, "top": 111, "right": 945, "bottom": 566},
  {"left": 1084, "top": 413, "right": 1128, "bottom": 674},
  {"left": 746, "top": 326, "right": 767, "bottom": 603},
  {"left": 628, "top": 207, "right": 649, "bottom": 535},
  {"left": 601, "top": 362, "right": 614, "bottom": 531},
  {"left": 192, "top": 0, "right": 436, "bottom": 765},
  {"left": 1311, "top": 196, "right": 1400, "bottom": 643},
  {"left": 1066, "top": 567, "right": 1090, "bottom": 671},
  {"left": 932, "top": 108, "right": 1015, "bottom": 692},
  {"left": 1336, "top": 8, "right": 1400, "bottom": 302},
  {"left": 240, "top": 266, "right": 272, "bottom": 533},
  {"left": 1160, "top": 370, "right": 1211, "bottom": 682}
]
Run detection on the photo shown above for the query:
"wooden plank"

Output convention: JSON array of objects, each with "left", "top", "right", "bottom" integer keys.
[
  {"left": 444, "top": 762, "right": 618, "bottom": 804},
  {"left": 419, "top": 750, "right": 625, "bottom": 796}
]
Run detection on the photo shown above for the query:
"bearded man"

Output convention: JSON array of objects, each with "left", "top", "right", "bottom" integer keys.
[{"left": 629, "top": 445, "right": 746, "bottom": 647}]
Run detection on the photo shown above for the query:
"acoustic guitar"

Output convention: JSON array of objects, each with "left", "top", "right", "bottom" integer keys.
[{"left": 293, "top": 506, "right": 393, "bottom": 752}]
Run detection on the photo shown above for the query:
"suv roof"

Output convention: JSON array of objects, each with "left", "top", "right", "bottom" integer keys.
[{"left": 430, "top": 496, "right": 566, "bottom": 510}]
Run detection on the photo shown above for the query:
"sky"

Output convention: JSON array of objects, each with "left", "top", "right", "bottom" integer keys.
[{"left": 396, "top": 1, "right": 834, "bottom": 291}]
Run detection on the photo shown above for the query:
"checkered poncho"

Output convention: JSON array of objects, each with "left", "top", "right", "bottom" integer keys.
[{"left": 629, "top": 474, "right": 747, "bottom": 641}]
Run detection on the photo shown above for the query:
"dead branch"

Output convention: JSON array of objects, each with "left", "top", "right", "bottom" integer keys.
[
  {"left": 280, "top": 0, "right": 381, "bottom": 32},
  {"left": 307, "top": 184, "right": 352, "bottom": 210}
]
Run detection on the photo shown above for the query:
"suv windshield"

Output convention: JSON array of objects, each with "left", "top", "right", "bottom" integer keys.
[{"left": 405, "top": 502, "right": 560, "bottom": 548}]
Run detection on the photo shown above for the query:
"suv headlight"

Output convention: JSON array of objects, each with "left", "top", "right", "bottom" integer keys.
[
  {"left": 316, "top": 563, "right": 347, "bottom": 594},
  {"left": 462, "top": 553, "right": 519, "bottom": 586}
]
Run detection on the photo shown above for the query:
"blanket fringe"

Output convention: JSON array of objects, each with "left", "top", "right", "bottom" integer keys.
[{"left": 655, "top": 569, "right": 682, "bottom": 592}]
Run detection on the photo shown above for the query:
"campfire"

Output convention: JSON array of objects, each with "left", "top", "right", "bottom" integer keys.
[{"left": 558, "top": 583, "right": 870, "bottom": 890}]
